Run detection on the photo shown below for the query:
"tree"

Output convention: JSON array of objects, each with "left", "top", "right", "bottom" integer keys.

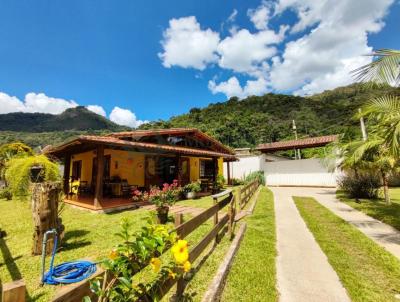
[
  {"left": 0, "top": 142, "right": 33, "bottom": 182},
  {"left": 340, "top": 136, "right": 397, "bottom": 204}
]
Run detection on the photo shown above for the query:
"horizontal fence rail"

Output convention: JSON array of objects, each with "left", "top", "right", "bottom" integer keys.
[{"left": 29, "top": 186, "right": 261, "bottom": 302}]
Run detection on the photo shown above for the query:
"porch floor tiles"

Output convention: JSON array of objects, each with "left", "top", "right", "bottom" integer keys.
[
  {"left": 271, "top": 187, "right": 350, "bottom": 302},
  {"left": 64, "top": 196, "right": 149, "bottom": 212}
]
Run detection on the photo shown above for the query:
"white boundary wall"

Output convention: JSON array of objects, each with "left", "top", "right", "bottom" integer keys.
[
  {"left": 225, "top": 155, "right": 341, "bottom": 187},
  {"left": 224, "top": 155, "right": 261, "bottom": 180},
  {"left": 262, "top": 157, "right": 340, "bottom": 187}
]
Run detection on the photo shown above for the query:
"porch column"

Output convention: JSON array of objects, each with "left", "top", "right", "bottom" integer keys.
[
  {"left": 227, "top": 161, "right": 231, "bottom": 185},
  {"left": 63, "top": 155, "right": 71, "bottom": 195},
  {"left": 94, "top": 145, "right": 104, "bottom": 208}
]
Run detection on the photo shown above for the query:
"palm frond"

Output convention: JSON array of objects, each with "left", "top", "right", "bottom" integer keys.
[{"left": 352, "top": 49, "right": 400, "bottom": 87}]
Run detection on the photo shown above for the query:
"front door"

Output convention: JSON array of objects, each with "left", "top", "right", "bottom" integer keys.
[{"left": 179, "top": 157, "right": 190, "bottom": 186}]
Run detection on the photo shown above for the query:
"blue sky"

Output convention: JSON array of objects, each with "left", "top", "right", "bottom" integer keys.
[{"left": 0, "top": 0, "right": 398, "bottom": 126}]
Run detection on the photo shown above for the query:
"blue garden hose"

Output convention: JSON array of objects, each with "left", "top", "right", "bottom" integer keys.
[{"left": 41, "top": 229, "right": 97, "bottom": 285}]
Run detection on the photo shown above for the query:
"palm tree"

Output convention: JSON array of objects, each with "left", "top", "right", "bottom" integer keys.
[
  {"left": 342, "top": 135, "right": 398, "bottom": 204},
  {"left": 353, "top": 49, "right": 400, "bottom": 86}
]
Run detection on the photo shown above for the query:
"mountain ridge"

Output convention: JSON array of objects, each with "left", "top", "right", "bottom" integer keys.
[{"left": 0, "top": 84, "right": 399, "bottom": 149}]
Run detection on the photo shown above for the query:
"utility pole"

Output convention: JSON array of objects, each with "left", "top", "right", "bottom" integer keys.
[
  {"left": 358, "top": 108, "right": 368, "bottom": 141},
  {"left": 292, "top": 120, "right": 301, "bottom": 159}
]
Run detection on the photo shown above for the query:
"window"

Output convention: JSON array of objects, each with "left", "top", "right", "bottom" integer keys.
[{"left": 200, "top": 159, "right": 215, "bottom": 178}]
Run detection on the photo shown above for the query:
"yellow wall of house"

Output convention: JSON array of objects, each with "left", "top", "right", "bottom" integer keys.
[
  {"left": 69, "top": 149, "right": 146, "bottom": 186},
  {"left": 70, "top": 150, "right": 93, "bottom": 184},
  {"left": 105, "top": 150, "right": 145, "bottom": 186},
  {"left": 189, "top": 157, "right": 199, "bottom": 181},
  {"left": 69, "top": 150, "right": 224, "bottom": 186},
  {"left": 218, "top": 157, "right": 224, "bottom": 177}
]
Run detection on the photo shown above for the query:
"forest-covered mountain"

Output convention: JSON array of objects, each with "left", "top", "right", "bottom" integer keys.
[
  {"left": 140, "top": 84, "right": 400, "bottom": 147},
  {"left": 0, "top": 106, "right": 127, "bottom": 132},
  {"left": 0, "top": 84, "right": 398, "bottom": 149}
]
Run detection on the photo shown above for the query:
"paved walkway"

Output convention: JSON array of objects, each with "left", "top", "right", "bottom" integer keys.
[
  {"left": 271, "top": 187, "right": 350, "bottom": 302},
  {"left": 283, "top": 187, "right": 400, "bottom": 260}
]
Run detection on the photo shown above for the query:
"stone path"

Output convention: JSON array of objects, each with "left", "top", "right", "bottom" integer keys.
[
  {"left": 271, "top": 187, "right": 350, "bottom": 302},
  {"left": 142, "top": 204, "right": 204, "bottom": 216},
  {"left": 283, "top": 187, "right": 400, "bottom": 260}
]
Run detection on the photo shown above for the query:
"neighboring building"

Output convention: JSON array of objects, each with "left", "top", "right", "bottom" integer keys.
[
  {"left": 47, "top": 128, "right": 236, "bottom": 211},
  {"left": 224, "top": 135, "right": 341, "bottom": 187}
]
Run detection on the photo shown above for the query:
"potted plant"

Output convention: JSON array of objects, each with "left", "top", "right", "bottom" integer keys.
[
  {"left": 148, "top": 180, "right": 181, "bottom": 224},
  {"left": 183, "top": 181, "right": 201, "bottom": 199}
]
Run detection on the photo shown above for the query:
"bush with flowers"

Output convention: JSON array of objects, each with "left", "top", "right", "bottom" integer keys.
[
  {"left": 87, "top": 218, "right": 192, "bottom": 301},
  {"left": 131, "top": 181, "right": 182, "bottom": 224}
]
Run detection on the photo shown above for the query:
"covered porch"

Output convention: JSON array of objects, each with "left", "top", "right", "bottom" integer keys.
[{"left": 47, "top": 131, "right": 236, "bottom": 211}]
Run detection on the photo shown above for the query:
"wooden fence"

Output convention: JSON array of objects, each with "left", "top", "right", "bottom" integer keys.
[
  {"left": 2, "top": 184, "right": 260, "bottom": 302},
  {"left": 238, "top": 180, "right": 259, "bottom": 209}
]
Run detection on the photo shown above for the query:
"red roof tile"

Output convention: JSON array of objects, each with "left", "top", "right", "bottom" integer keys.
[
  {"left": 256, "top": 135, "right": 338, "bottom": 152},
  {"left": 47, "top": 134, "right": 237, "bottom": 160},
  {"left": 108, "top": 128, "right": 235, "bottom": 155}
]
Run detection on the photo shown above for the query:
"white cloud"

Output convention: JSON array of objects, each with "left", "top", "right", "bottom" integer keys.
[
  {"left": 109, "top": 106, "right": 147, "bottom": 128},
  {"left": 0, "top": 92, "right": 147, "bottom": 128},
  {"left": 217, "top": 28, "right": 285, "bottom": 75},
  {"left": 227, "top": 9, "right": 238, "bottom": 23},
  {"left": 209, "top": 76, "right": 268, "bottom": 99},
  {"left": 270, "top": 0, "right": 394, "bottom": 95},
  {"left": 159, "top": 0, "right": 395, "bottom": 99},
  {"left": 0, "top": 92, "right": 77, "bottom": 114},
  {"left": 158, "top": 16, "right": 220, "bottom": 70},
  {"left": 86, "top": 105, "right": 106, "bottom": 117},
  {"left": 248, "top": 2, "right": 271, "bottom": 30}
]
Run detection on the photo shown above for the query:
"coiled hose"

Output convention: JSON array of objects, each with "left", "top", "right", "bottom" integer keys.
[{"left": 41, "top": 229, "right": 97, "bottom": 285}]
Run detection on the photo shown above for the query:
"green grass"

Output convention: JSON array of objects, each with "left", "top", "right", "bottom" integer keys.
[
  {"left": 0, "top": 189, "right": 245, "bottom": 302},
  {"left": 0, "top": 199, "right": 154, "bottom": 301},
  {"left": 294, "top": 196, "right": 400, "bottom": 302},
  {"left": 337, "top": 188, "right": 400, "bottom": 231},
  {"left": 221, "top": 187, "right": 277, "bottom": 302}
]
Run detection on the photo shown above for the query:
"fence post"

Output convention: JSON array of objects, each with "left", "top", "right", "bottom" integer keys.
[
  {"left": 237, "top": 187, "right": 242, "bottom": 209},
  {"left": 174, "top": 212, "right": 185, "bottom": 299},
  {"left": 174, "top": 213, "right": 183, "bottom": 227},
  {"left": 2, "top": 280, "right": 26, "bottom": 302},
  {"left": 228, "top": 192, "right": 235, "bottom": 239}
]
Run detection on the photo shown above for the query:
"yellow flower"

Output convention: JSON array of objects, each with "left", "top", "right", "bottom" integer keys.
[
  {"left": 109, "top": 249, "right": 118, "bottom": 260},
  {"left": 150, "top": 257, "right": 161, "bottom": 273},
  {"left": 171, "top": 240, "right": 189, "bottom": 264},
  {"left": 183, "top": 261, "right": 191, "bottom": 272},
  {"left": 168, "top": 270, "right": 177, "bottom": 279}
]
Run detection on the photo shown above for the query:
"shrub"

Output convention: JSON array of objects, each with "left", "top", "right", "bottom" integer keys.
[
  {"left": 245, "top": 171, "right": 265, "bottom": 186},
  {"left": 231, "top": 178, "right": 244, "bottom": 186},
  {"left": 183, "top": 180, "right": 201, "bottom": 193},
  {"left": 338, "top": 172, "right": 381, "bottom": 199},
  {"left": 5, "top": 155, "right": 61, "bottom": 197},
  {"left": 0, "top": 187, "right": 12, "bottom": 200},
  {"left": 214, "top": 175, "right": 225, "bottom": 191}
]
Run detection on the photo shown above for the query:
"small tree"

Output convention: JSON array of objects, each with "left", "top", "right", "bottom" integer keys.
[
  {"left": 340, "top": 136, "right": 398, "bottom": 204},
  {"left": 0, "top": 142, "right": 32, "bottom": 182}
]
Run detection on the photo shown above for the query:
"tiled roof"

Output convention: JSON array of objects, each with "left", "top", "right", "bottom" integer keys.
[
  {"left": 256, "top": 135, "right": 338, "bottom": 152},
  {"left": 47, "top": 134, "right": 237, "bottom": 160},
  {"left": 108, "top": 128, "right": 235, "bottom": 155}
]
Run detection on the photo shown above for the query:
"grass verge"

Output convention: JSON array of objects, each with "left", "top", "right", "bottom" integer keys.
[
  {"left": 337, "top": 188, "right": 400, "bottom": 231},
  {"left": 221, "top": 187, "right": 277, "bottom": 302},
  {"left": 294, "top": 196, "right": 400, "bottom": 302}
]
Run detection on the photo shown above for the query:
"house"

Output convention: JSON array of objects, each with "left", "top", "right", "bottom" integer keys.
[{"left": 47, "top": 128, "right": 236, "bottom": 211}]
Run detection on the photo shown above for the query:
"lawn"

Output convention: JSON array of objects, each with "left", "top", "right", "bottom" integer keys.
[
  {"left": 0, "top": 187, "right": 242, "bottom": 302},
  {"left": 337, "top": 187, "right": 400, "bottom": 231},
  {"left": 221, "top": 187, "right": 277, "bottom": 302},
  {"left": 294, "top": 196, "right": 400, "bottom": 302}
]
